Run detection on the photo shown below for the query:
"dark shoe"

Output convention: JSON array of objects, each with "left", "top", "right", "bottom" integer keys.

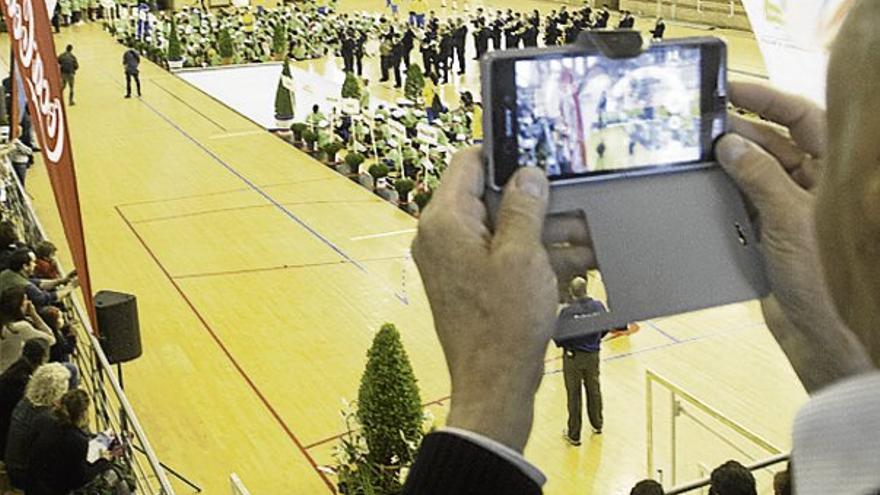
[
  {"left": 592, "top": 427, "right": 602, "bottom": 435},
  {"left": 69, "top": 101, "right": 75, "bottom": 106},
  {"left": 124, "top": 94, "right": 131, "bottom": 98},
  {"left": 563, "top": 429, "right": 581, "bottom": 446}
]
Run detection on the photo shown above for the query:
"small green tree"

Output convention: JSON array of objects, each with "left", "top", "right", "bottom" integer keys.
[
  {"left": 218, "top": 28, "right": 234, "bottom": 60},
  {"left": 344, "top": 151, "right": 365, "bottom": 170},
  {"left": 357, "top": 323, "right": 423, "bottom": 490},
  {"left": 167, "top": 17, "right": 183, "bottom": 61},
  {"left": 368, "top": 163, "right": 389, "bottom": 180},
  {"left": 272, "top": 23, "right": 287, "bottom": 56},
  {"left": 403, "top": 64, "right": 424, "bottom": 102},
  {"left": 413, "top": 190, "right": 432, "bottom": 211},
  {"left": 341, "top": 71, "right": 362, "bottom": 100},
  {"left": 393, "top": 178, "right": 415, "bottom": 202},
  {"left": 275, "top": 60, "right": 295, "bottom": 121}
]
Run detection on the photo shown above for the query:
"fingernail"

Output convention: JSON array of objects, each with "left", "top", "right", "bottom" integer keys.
[
  {"left": 716, "top": 134, "right": 750, "bottom": 163},
  {"left": 515, "top": 167, "right": 547, "bottom": 199}
]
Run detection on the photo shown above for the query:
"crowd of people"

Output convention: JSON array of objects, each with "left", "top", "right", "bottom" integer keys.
[{"left": 0, "top": 219, "right": 129, "bottom": 493}]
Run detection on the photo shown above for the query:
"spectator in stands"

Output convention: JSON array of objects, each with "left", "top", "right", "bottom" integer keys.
[
  {"left": 27, "top": 389, "right": 116, "bottom": 495},
  {"left": 39, "top": 306, "right": 76, "bottom": 364},
  {"left": 709, "top": 460, "right": 757, "bottom": 495},
  {"left": 33, "top": 241, "right": 61, "bottom": 280},
  {"left": 0, "top": 339, "right": 47, "bottom": 456},
  {"left": 5, "top": 362, "right": 71, "bottom": 490},
  {"left": 0, "top": 287, "right": 56, "bottom": 372},
  {"left": 0, "top": 248, "right": 78, "bottom": 309},
  {"left": 631, "top": 479, "right": 665, "bottom": 495},
  {"left": 774, "top": 466, "right": 791, "bottom": 495},
  {"left": 0, "top": 221, "right": 21, "bottom": 271}
]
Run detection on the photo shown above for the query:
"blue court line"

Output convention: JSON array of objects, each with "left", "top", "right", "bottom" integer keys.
[
  {"left": 105, "top": 70, "right": 409, "bottom": 304},
  {"left": 644, "top": 320, "right": 681, "bottom": 343}
]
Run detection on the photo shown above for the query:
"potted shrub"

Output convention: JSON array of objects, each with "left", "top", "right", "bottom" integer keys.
[
  {"left": 413, "top": 190, "right": 432, "bottom": 211},
  {"left": 321, "top": 140, "right": 345, "bottom": 165},
  {"left": 218, "top": 28, "right": 234, "bottom": 64},
  {"left": 344, "top": 151, "right": 365, "bottom": 172},
  {"left": 166, "top": 17, "right": 184, "bottom": 70},
  {"left": 368, "top": 163, "right": 389, "bottom": 181},
  {"left": 404, "top": 63, "right": 425, "bottom": 103},
  {"left": 274, "top": 60, "right": 296, "bottom": 129},
  {"left": 332, "top": 323, "right": 424, "bottom": 494},
  {"left": 302, "top": 128, "right": 318, "bottom": 151},
  {"left": 272, "top": 23, "right": 287, "bottom": 61},
  {"left": 290, "top": 122, "right": 308, "bottom": 147},
  {"left": 393, "top": 178, "right": 415, "bottom": 204}
]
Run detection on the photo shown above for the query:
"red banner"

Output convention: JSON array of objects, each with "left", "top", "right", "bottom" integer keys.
[{"left": 0, "top": 0, "right": 97, "bottom": 328}]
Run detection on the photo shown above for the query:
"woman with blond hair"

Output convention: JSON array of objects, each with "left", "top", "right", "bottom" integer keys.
[
  {"left": 27, "top": 389, "right": 115, "bottom": 495},
  {"left": 3, "top": 363, "right": 70, "bottom": 490}
]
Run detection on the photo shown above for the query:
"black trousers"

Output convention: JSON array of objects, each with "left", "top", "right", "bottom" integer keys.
[
  {"left": 355, "top": 54, "right": 363, "bottom": 76},
  {"left": 126, "top": 71, "right": 141, "bottom": 96},
  {"left": 343, "top": 53, "right": 354, "bottom": 72},
  {"left": 380, "top": 56, "right": 390, "bottom": 81},
  {"left": 454, "top": 44, "right": 466, "bottom": 73}
]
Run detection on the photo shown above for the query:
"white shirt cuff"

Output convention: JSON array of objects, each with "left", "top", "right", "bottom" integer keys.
[{"left": 440, "top": 427, "right": 547, "bottom": 486}]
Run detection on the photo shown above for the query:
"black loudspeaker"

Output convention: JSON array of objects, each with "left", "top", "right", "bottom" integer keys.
[{"left": 95, "top": 291, "right": 142, "bottom": 365}]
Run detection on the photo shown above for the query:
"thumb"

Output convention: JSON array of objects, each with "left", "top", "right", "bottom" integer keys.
[
  {"left": 493, "top": 167, "right": 549, "bottom": 250},
  {"left": 716, "top": 133, "right": 798, "bottom": 211}
]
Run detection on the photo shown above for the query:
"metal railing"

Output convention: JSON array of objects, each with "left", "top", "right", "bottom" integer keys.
[
  {"left": 646, "top": 369, "right": 787, "bottom": 489},
  {"left": 653, "top": 0, "right": 740, "bottom": 18},
  {"left": 0, "top": 149, "right": 177, "bottom": 494}
]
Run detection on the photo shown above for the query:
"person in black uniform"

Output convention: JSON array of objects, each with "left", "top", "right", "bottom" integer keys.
[
  {"left": 544, "top": 13, "right": 560, "bottom": 46},
  {"left": 391, "top": 33, "right": 404, "bottom": 88},
  {"left": 453, "top": 19, "right": 468, "bottom": 75},
  {"left": 341, "top": 29, "right": 356, "bottom": 72},
  {"left": 402, "top": 26, "right": 415, "bottom": 68},
  {"left": 472, "top": 19, "right": 488, "bottom": 60},
  {"left": 651, "top": 17, "right": 666, "bottom": 40},
  {"left": 623, "top": 11, "right": 636, "bottom": 29},
  {"left": 437, "top": 27, "right": 454, "bottom": 83},
  {"left": 595, "top": 7, "right": 610, "bottom": 28},
  {"left": 354, "top": 28, "right": 366, "bottom": 76},
  {"left": 491, "top": 14, "right": 503, "bottom": 50},
  {"left": 522, "top": 14, "right": 539, "bottom": 47},
  {"left": 421, "top": 31, "right": 437, "bottom": 78}
]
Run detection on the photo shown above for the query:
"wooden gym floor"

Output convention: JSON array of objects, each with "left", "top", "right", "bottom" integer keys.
[{"left": 3, "top": 2, "right": 803, "bottom": 493}]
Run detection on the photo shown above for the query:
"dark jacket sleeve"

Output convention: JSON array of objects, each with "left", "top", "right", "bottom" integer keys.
[{"left": 401, "top": 432, "right": 542, "bottom": 495}]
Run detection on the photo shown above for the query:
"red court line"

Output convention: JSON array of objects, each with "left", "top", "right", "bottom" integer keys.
[{"left": 114, "top": 206, "right": 337, "bottom": 493}]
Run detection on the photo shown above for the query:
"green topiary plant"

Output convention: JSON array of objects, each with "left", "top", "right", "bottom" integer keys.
[
  {"left": 403, "top": 63, "right": 425, "bottom": 102},
  {"left": 302, "top": 129, "right": 318, "bottom": 150},
  {"left": 272, "top": 22, "right": 287, "bottom": 57},
  {"left": 321, "top": 140, "right": 345, "bottom": 163},
  {"left": 290, "top": 122, "right": 308, "bottom": 143},
  {"left": 368, "top": 163, "right": 389, "bottom": 180},
  {"left": 413, "top": 190, "right": 432, "bottom": 211},
  {"left": 341, "top": 71, "right": 361, "bottom": 100},
  {"left": 344, "top": 151, "right": 365, "bottom": 170},
  {"left": 218, "top": 28, "right": 234, "bottom": 61},
  {"left": 356, "top": 323, "right": 423, "bottom": 491},
  {"left": 167, "top": 17, "right": 183, "bottom": 62},
  {"left": 393, "top": 178, "right": 415, "bottom": 202},
  {"left": 274, "top": 60, "right": 295, "bottom": 121}
]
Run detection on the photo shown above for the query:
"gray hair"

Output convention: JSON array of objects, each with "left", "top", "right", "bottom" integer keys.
[{"left": 25, "top": 363, "right": 71, "bottom": 407}]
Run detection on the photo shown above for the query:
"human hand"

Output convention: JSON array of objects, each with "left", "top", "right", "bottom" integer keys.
[
  {"left": 412, "top": 147, "right": 591, "bottom": 452},
  {"left": 715, "top": 82, "right": 873, "bottom": 392}
]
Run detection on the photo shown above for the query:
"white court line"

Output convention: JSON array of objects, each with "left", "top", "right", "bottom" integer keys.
[
  {"left": 350, "top": 228, "right": 416, "bottom": 241},
  {"left": 209, "top": 130, "right": 267, "bottom": 139}
]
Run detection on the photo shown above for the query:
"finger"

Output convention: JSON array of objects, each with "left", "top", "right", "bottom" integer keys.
[
  {"left": 729, "top": 81, "right": 826, "bottom": 156},
  {"left": 492, "top": 166, "right": 549, "bottom": 250},
  {"left": 543, "top": 211, "right": 591, "bottom": 247},
  {"left": 715, "top": 133, "right": 800, "bottom": 212},
  {"left": 430, "top": 146, "right": 485, "bottom": 209},
  {"left": 729, "top": 114, "right": 809, "bottom": 172}
]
